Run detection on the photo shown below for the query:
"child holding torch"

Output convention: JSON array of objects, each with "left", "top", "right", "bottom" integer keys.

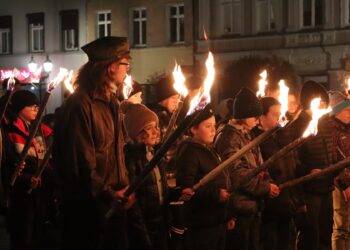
[
  {"left": 176, "top": 105, "right": 231, "bottom": 250},
  {"left": 215, "top": 87, "right": 280, "bottom": 250},
  {"left": 4, "top": 90, "right": 53, "bottom": 250}
]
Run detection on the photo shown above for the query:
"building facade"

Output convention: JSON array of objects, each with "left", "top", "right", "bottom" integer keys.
[
  {"left": 196, "top": 0, "right": 350, "bottom": 94},
  {"left": 86, "top": 0, "right": 194, "bottom": 84},
  {"left": 0, "top": 0, "right": 87, "bottom": 113}
]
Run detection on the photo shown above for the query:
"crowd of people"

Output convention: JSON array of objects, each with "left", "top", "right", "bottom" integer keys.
[{"left": 0, "top": 36, "right": 349, "bottom": 250}]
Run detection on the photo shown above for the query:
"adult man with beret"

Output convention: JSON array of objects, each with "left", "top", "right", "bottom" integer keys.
[{"left": 53, "top": 36, "right": 134, "bottom": 250}]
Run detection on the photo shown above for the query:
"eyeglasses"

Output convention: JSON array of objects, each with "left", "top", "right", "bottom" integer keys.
[
  {"left": 29, "top": 105, "right": 39, "bottom": 111},
  {"left": 119, "top": 62, "right": 130, "bottom": 68}
]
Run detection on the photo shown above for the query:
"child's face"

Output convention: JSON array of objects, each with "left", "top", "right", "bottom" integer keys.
[
  {"left": 19, "top": 105, "right": 38, "bottom": 123},
  {"left": 190, "top": 116, "right": 216, "bottom": 145},
  {"left": 260, "top": 104, "right": 281, "bottom": 131},
  {"left": 137, "top": 121, "right": 160, "bottom": 146},
  {"left": 243, "top": 117, "right": 258, "bottom": 131}
]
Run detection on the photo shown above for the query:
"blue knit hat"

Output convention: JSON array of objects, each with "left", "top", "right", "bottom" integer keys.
[{"left": 329, "top": 91, "right": 350, "bottom": 115}]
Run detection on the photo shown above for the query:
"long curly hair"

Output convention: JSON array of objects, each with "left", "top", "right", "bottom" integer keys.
[{"left": 74, "top": 59, "right": 116, "bottom": 97}]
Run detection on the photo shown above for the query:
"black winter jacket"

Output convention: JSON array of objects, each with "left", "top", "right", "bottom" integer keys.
[
  {"left": 297, "top": 115, "right": 336, "bottom": 194},
  {"left": 176, "top": 139, "right": 229, "bottom": 227},
  {"left": 125, "top": 143, "right": 168, "bottom": 249}
]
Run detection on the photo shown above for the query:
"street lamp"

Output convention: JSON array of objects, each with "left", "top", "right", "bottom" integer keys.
[
  {"left": 43, "top": 54, "right": 53, "bottom": 73},
  {"left": 28, "top": 55, "right": 37, "bottom": 73}
]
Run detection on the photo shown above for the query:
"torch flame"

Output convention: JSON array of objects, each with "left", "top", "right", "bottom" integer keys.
[
  {"left": 278, "top": 79, "right": 289, "bottom": 127},
  {"left": 64, "top": 70, "right": 75, "bottom": 94},
  {"left": 256, "top": 70, "right": 267, "bottom": 97},
  {"left": 172, "top": 63, "right": 188, "bottom": 97},
  {"left": 187, "top": 52, "right": 215, "bottom": 115},
  {"left": 48, "top": 68, "right": 69, "bottom": 92},
  {"left": 123, "top": 74, "right": 133, "bottom": 99},
  {"left": 302, "top": 98, "right": 331, "bottom": 138},
  {"left": 203, "top": 27, "right": 208, "bottom": 41},
  {"left": 7, "top": 68, "right": 19, "bottom": 91}
]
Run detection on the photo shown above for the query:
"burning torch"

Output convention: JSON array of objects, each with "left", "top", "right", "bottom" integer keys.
[
  {"left": 162, "top": 63, "right": 188, "bottom": 143},
  {"left": 106, "top": 52, "right": 216, "bottom": 218},
  {"left": 10, "top": 68, "right": 70, "bottom": 186}
]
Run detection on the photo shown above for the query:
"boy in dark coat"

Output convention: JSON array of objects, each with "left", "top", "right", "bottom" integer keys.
[
  {"left": 176, "top": 106, "right": 231, "bottom": 250},
  {"left": 216, "top": 87, "right": 280, "bottom": 250}
]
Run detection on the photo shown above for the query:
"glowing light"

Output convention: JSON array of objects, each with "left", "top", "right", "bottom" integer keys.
[
  {"left": 187, "top": 52, "right": 215, "bottom": 115},
  {"left": 302, "top": 98, "right": 331, "bottom": 138},
  {"left": 48, "top": 68, "right": 69, "bottom": 92},
  {"left": 172, "top": 63, "right": 188, "bottom": 97},
  {"left": 123, "top": 74, "right": 133, "bottom": 99},
  {"left": 278, "top": 79, "right": 289, "bottom": 127},
  {"left": 256, "top": 70, "right": 267, "bottom": 98}
]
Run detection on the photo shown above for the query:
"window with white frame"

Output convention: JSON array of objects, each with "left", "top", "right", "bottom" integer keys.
[
  {"left": 221, "top": 0, "right": 242, "bottom": 34},
  {"left": 132, "top": 8, "right": 147, "bottom": 46},
  {"left": 256, "top": 0, "right": 277, "bottom": 32},
  {"left": 60, "top": 10, "right": 79, "bottom": 51},
  {"left": 0, "top": 16, "right": 12, "bottom": 54},
  {"left": 302, "top": 0, "right": 323, "bottom": 27},
  {"left": 27, "top": 13, "right": 44, "bottom": 52},
  {"left": 97, "top": 11, "right": 111, "bottom": 38},
  {"left": 169, "top": 4, "right": 184, "bottom": 43}
]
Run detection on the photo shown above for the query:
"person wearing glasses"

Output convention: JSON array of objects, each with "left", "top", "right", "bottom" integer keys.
[
  {"left": 53, "top": 36, "right": 135, "bottom": 250},
  {"left": 2, "top": 89, "right": 53, "bottom": 250}
]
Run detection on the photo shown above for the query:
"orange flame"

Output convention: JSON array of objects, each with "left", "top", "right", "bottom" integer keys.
[
  {"left": 7, "top": 68, "right": 19, "bottom": 91},
  {"left": 302, "top": 98, "right": 331, "bottom": 138},
  {"left": 48, "top": 68, "right": 69, "bottom": 92},
  {"left": 187, "top": 52, "right": 215, "bottom": 115},
  {"left": 123, "top": 74, "right": 133, "bottom": 99},
  {"left": 172, "top": 62, "right": 188, "bottom": 97},
  {"left": 256, "top": 70, "right": 267, "bottom": 97},
  {"left": 203, "top": 27, "right": 208, "bottom": 40},
  {"left": 64, "top": 70, "right": 75, "bottom": 94},
  {"left": 278, "top": 80, "right": 289, "bottom": 126}
]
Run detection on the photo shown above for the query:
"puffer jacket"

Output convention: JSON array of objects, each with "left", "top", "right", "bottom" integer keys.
[
  {"left": 125, "top": 143, "right": 168, "bottom": 249},
  {"left": 176, "top": 138, "right": 229, "bottom": 227},
  {"left": 297, "top": 115, "right": 337, "bottom": 194},
  {"left": 215, "top": 120, "right": 271, "bottom": 216}
]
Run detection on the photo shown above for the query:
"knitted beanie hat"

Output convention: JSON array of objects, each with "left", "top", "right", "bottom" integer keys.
[
  {"left": 329, "top": 91, "right": 350, "bottom": 115},
  {"left": 154, "top": 75, "right": 178, "bottom": 103},
  {"left": 233, "top": 87, "right": 263, "bottom": 119},
  {"left": 11, "top": 90, "right": 39, "bottom": 114},
  {"left": 300, "top": 80, "right": 329, "bottom": 109},
  {"left": 121, "top": 101, "right": 159, "bottom": 141}
]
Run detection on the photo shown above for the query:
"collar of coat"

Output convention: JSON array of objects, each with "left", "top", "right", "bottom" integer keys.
[{"left": 228, "top": 119, "right": 252, "bottom": 139}]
